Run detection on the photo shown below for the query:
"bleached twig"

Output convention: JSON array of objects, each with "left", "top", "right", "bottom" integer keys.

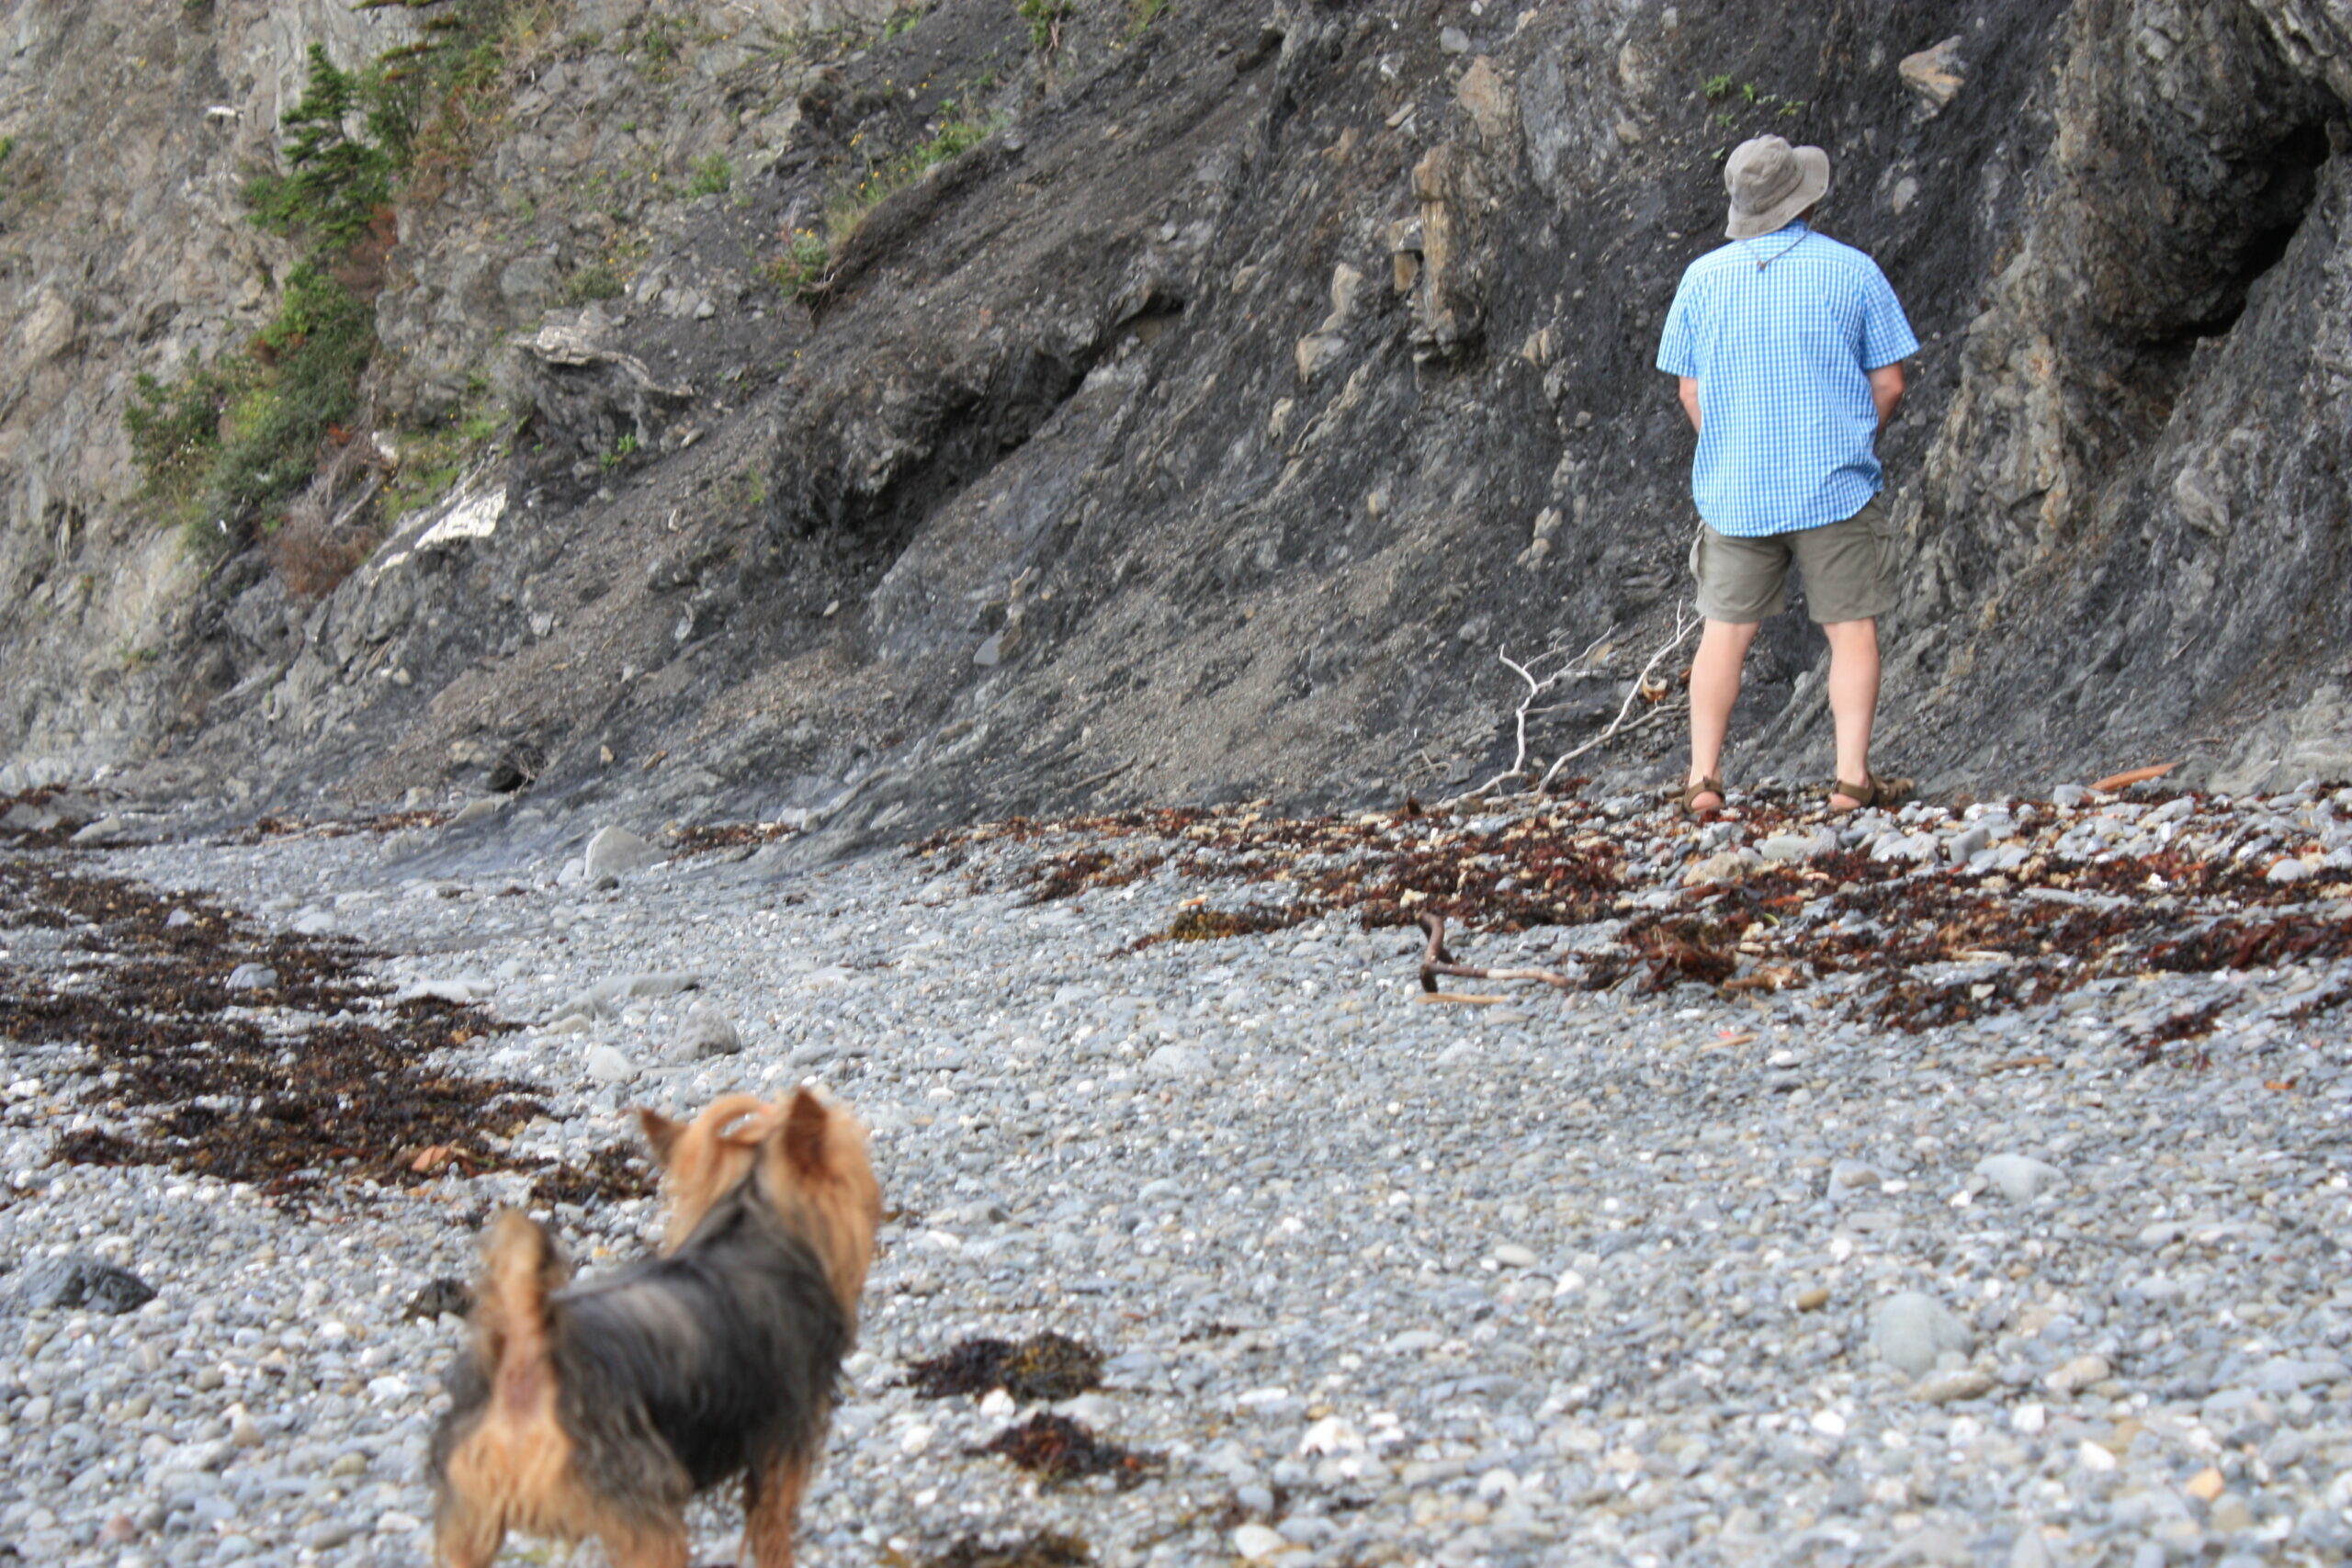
[
  {"left": 1533, "top": 608, "right": 1698, "bottom": 790},
  {"left": 1462, "top": 629, "right": 1617, "bottom": 799}
]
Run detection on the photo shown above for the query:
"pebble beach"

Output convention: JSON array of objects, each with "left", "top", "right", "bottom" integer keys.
[{"left": 4, "top": 779, "right": 2352, "bottom": 1568}]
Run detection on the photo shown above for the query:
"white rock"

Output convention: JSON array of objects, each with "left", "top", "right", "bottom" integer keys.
[
  {"left": 1300, "top": 1416, "right": 1363, "bottom": 1455},
  {"left": 582, "top": 826, "right": 662, "bottom": 879},
  {"left": 1144, "top": 1043, "right": 1208, "bottom": 1077},
  {"left": 584, "top": 1044, "right": 637, "bottom": 1084},
  {"left": 1490, "top": 1243, "right": 1539, "bottom": 1269},
  {"left": 1973, "top": 1153, "right": 2063, "bottom": 1202},
  {"left": 227, "top": 1406, "right": 263, "bottom": 1448},
  {"left": 1759, "top": 830, "right": 1833, "bottom": 863},
  {"left": 1871, "top": 1291, "right": 1972, "bottom": 1377},
  {"left": 1683, "top": 848, "right": 1761, "bottom": 885},
  {"left": 670, "top": 1000, "right": 742, "bottom": 1059},
  {"left": 2044, "top": 1353, "right": 2112, "bottom": 1395},
  {"left": 1232, "top": 1523, "right": 1292, "bottom": 1561},
  {"left": 1917, "top": 1369, "right": 1995, "bottom": 1404}
]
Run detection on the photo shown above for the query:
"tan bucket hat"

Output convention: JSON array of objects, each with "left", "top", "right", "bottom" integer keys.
[{"left": 1724, "top": 135, "right": 1830, "bottom": 239}]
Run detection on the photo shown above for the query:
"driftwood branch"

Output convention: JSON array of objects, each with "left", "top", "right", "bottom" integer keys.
[
  {"left": 1457, "top": 612, "right": 1696, "bottom": 802},
  {"left": 1534, "top": 608, "right": 1698, "bottom": 791},
  {"left": 1464, "top": 630, "right": 1617, "bottom": 799},
  {"left": 1417, "top": 913, "right": 1578, "bottom": 994}
]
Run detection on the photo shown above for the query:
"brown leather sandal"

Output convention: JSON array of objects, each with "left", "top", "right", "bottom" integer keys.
[
  {"left": 1671, "top": 775, "right": 1726, "bottom": 816},
  {"left": 1828, "top": 773, "right": 1914, "bottom": 812}
]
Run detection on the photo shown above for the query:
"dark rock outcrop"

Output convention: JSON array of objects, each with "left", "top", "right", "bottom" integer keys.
[{"left": 0, "top": 0, "right": 2346, "bottom": 838}]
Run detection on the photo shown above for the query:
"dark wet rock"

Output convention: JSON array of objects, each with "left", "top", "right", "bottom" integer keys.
[
  {"left": 15, "top": 1254, "right": 155, "bottom": 1314},
  {"left": 402, "top": 1278, "right": 474, "bottom": 1322}
]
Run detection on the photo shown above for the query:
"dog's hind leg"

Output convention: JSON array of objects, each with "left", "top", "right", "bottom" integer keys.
[
  {"left": 431, "top": 1508, "right": 503, "bottom": 1568},
  {"left": 742, "top": 1455, "right": 809, "bottom": 1568},
  {"left": 604, "top": 1524, "right": 692, "bottom": 1568}
]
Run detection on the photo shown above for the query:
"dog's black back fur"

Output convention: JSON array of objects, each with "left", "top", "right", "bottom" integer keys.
[{"left": 439, "top": 1178, "right": 851, "bottom": 1506}]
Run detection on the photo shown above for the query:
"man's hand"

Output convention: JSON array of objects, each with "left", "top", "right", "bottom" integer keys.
[
  {"left": 1678, "top": 377, "right": 1702, "bottom": 433},
  {"left": 1869, "top": 362, "right": 1905, "bottom": 430}
]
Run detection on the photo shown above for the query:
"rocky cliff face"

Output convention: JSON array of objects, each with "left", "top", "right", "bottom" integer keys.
[{"left": 0, "top": 0, "right": 2346, "bottom": 843}]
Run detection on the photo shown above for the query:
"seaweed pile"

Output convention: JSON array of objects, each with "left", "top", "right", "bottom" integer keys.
[
  {"left": 905, "top": 1332, "right": 1106, "bottom": 1402},
  {"left": 920, "top": 784, "right": 2352, "bottom": 1043},
  {"left": 0, "top": 854, "right": 547, "bottom": 1196},
  {"left": 969, "top": 1414, "right": 1160, "bottom": 1488}
]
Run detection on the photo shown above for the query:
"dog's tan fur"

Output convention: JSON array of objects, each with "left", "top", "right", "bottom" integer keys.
[
  {"left": 639, "top": 1089, "right": 881, "bottom": 1324},
  {"left": 432, "top": 1088, "right": 879, "bottom": 1568}
]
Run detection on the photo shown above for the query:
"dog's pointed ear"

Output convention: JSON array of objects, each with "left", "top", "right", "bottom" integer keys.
[
  {"left": 783, "top": 1087, "right": 830, "bottom": 1178},
  {"left": 719, "top": 1107, "right": 783, "bottom": 1147},
  {"left": 638, "top": 1107, "right": 683, "bottom": 1167}
]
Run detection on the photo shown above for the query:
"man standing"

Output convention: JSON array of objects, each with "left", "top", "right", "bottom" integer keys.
[{"left": 1655, "top": 135, "right": 1919, "bottom": 813}]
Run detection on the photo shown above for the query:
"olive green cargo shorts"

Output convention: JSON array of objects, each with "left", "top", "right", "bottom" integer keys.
[{"left": 1688, "top": 494, "right": 1898, "bottom": 625}]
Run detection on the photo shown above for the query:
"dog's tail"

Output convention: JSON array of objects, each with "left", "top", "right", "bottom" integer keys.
[{"left": 472, "top": 1209, "right": 569, "bottom": 1418}]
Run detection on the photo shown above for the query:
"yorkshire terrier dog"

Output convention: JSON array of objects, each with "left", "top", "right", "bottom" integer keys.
[{"left": 430, "top": 1089, "right": 882, "bottom": 1568}]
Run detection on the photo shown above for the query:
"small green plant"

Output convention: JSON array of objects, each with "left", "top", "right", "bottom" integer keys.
[
  {"left": 763, "top": 227, "right": 832, "bottom": 300},
  {"left": 811, "top": 96, "right": 1002, "bottom": 267},
  {"left": 685, "top": 152, "right": 732, "bottom": 198},
  {"left": 722, "top": 465, "right": 769, "bottom": 511},
  {"left": 558, "top": 262, "right": 626, "bottom": 306},
  {"left": 598, "top": 432, "right": 640, "bottom": 471},
  {"left": 1017, "top": 0, "right": 1072, "bottom": 54},
  {"left": 882, "top": 6, "right": 924, "bottom": 41},
  {"left": 638, "top": 14, "right": 684, "bottom": 70},
  {"left": 380, "top": 376, "right": 512, "bottom": 525},
  {"left": 1702, "top": 75, "right": 1807, "bottom": 128},
  {"left": 1124, "top": 0, "right": 1167, "bottom": 39}
]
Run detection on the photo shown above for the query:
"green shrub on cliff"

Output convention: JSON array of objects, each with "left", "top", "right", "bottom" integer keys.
[
  {"left": 129, "top": 44, "right": 390, "bottom": 559},
  {"left": 244, "top": 45, "right": 396, "bottom": 245}
]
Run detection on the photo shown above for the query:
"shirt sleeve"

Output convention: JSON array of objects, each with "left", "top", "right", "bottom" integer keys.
[
  {"left": 1858, "top": 263, "right": 1920, "bottom": 370},
  {"left": 1656, "top": 268, "right": 1700, "bottom": 378}
]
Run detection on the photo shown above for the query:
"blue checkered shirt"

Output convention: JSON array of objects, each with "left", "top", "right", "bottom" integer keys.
[{"left": 1656, "top": 221, "right": 1918, "bottom": 536}]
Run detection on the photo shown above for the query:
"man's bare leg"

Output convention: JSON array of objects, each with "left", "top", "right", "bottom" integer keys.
[
  {"left": 1822, "top": 617, "right": 1881, "bottom": 807},
  {"left": 1686, "top": 619, "right": 1760, "bottom": 808}
]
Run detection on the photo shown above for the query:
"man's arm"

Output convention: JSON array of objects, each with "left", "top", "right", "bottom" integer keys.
[
  {"left": 1869, "top": 363, "right": 1904, "bottom": 430},
  {"left": 1678, "top": 376, "right": 1702, "bottom": 433}
]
